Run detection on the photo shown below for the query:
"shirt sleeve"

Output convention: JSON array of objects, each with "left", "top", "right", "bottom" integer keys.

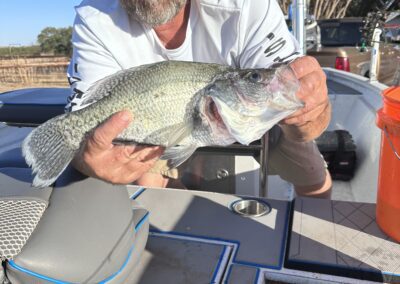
[
  {"left": 65, "top": 14, "right": 122, "bottom": 112},
  {"left": 238, "top": 0, "right": 300, "bottom": 69}
]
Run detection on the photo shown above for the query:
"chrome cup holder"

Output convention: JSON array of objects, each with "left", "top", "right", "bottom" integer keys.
[{"left": 230, "top": 199, "right": 271, "bottom": 217}]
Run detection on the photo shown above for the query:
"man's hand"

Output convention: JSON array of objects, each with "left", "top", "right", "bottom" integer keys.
[
  {"left": 280, "top": 56, "right": 331, "bottom": 142},
  {"left": 72, "top": 110, "right": 164, "bottom": 184}
]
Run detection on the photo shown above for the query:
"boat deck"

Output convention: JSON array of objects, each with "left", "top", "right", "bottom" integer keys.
[{"left": 125, "top": 186, "right": 400, "bottom": 283}]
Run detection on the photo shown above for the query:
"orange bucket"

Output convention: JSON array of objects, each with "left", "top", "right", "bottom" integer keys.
[{"left": 376, "top": 86, "right": 400, "bottom": 242}]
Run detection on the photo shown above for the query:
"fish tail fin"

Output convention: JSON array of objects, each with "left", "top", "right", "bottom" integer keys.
[{"left": 22, "top": 114, "right": 81, "bottom": 188}]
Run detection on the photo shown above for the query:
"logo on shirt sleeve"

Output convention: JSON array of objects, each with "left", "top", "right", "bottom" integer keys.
[{"left": 263, "top": 32, "right": 299, "bottom": 63}]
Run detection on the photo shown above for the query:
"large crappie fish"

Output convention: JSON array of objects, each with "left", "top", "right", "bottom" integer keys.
[{"left": 22, "top": 61, "right": 303, "bottom": 188}]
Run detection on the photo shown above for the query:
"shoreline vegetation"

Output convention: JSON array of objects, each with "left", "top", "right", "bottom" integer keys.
[
  {"left": 0, "top": 42, "right": 70, "bottom": 93},
  {"left": 0, "top": 55, "right": 69, "bottom": 93}
]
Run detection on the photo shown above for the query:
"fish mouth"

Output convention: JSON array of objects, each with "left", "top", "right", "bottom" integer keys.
[
  {"left": 204, "top": 96, "right": 229, "bottom": 133},
  {"left": 209, "top": 100, "right": 222, "bottom": 122}
]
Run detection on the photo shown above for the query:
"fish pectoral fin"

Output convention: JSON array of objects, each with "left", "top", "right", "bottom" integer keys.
[
  {"left": 160, "top": 144, "right": 197, "bottom": 168},
  {"left": 155, "top": 122, "right": 192, "bottom": 148}
]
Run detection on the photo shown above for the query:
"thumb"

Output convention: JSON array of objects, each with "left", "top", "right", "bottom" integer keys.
[{"left": 88, "top": 110, "right": 133, "bottom": 153}]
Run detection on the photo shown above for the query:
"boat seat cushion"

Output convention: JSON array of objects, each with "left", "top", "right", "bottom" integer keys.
[
  {"left": 1, "top": 167, "right": 149, "bottom": 284},
  {"left": 0, "top": 168, "right": 52, "bottom": 262}
]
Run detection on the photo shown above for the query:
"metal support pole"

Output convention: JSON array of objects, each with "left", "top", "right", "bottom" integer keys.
[
  {"left": 292, "top": 0, "right": 306, "bottom": 55},
  {"left": 370, "top": 25, "right": 382, "bottom": 82},
  {"left": 260, "top": 133, "right": 269, "bottom": 198}
]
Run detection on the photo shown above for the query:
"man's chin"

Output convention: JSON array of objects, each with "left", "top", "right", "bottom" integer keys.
[{"left": 120, "top": 0, "right": 186, "bottom": 27}]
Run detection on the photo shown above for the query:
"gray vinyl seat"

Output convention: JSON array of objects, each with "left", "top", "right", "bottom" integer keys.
[{"left": 0, "top": 167, "right": 148, "bottom": 284}]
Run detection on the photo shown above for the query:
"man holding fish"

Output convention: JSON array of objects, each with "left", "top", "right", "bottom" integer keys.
[{"left": 66, "top": 0, "right": 332, "bottom": 198}]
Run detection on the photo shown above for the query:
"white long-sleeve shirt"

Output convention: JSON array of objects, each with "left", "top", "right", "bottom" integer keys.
[{"left": 66, "top": 0, "right": 299, "bottom": 111}]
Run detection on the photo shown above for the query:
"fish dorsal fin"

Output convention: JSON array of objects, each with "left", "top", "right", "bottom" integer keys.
[
  {"left": 161, "top": 144, "right": 198, "bottom": 168},
  {"left": 79, "top": 65, "right": 149, "bottom": 108}
]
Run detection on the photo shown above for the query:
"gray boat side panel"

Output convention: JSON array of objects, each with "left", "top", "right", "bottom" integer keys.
[
  {"left": 325, "top": 71, "right": 384, "bottom": 204},
  {"left": 287, "top": 197, "right": 400, "bottom": 283},
  {"left": 107, "top": 221, "right": 150, "bottom": 284},
  {"left": 10, "top": 170, "right": 141, "bottom": 283},
  {"left": 0, "top": 168, "right": 52, "bottom": 200},
  {"left": 226, "top": 264, "right": 258, "bottom": 284},
  {"left": 136, "top": 187, "right": 289, "bottom": 268},
  {"left": 180, "top": 152, "right": 236, "bottom": 194},
  {"left": 126, "top": 235, "right": 226, "bottom": 284},
  {"left": 327, "top": 80, "right": 362, "bottom": 95}
]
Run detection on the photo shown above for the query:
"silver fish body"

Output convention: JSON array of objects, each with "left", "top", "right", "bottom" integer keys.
[{"left": 22, "top": 61, "right": 302, "bottom": 188}]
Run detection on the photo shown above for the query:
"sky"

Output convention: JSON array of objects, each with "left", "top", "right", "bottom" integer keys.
[{"left": 0, "top": 0, "right": 82, "bottom": 47}]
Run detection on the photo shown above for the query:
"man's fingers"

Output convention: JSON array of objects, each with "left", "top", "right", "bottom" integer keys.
[
  {"left": 126, "top": 159, "right": 155, "bottom": 176},
  {"left": 124, "top": 146, "right": 164, "bottom": 163},
  {"left": 109, "top": 144, "right": 164, "bottom": 165},
  {"left": 284, "top": 93, "right": 329, "bottom": 122},
  {"left": 88, "top": 111, "right": 133, "bottom": 154},
  {"left": 139, "top": 146, "right": 164, "bottom": 162},
  {"left": 295, "top": 71, "right": 326, "bottom": 101},
  {"left": 123, "top": 146, "right": 164, "bottom": 179},
  {"left": 290, "top": 56, "right": 321, "bottom": 79},
  {"left": 283, "top": 102, "right": 329, "bottom": 126},
  {"left": 124, "top": 158, "right": 160, "bottom": 182}
]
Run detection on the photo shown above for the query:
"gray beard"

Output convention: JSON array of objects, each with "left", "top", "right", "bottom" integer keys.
[{"left": 120, "top": 0, "right": 187, "bottom": 27}]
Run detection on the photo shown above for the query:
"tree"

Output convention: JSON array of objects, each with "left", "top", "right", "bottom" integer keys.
[
  {"left": 346, "top": 0, "right": 376, "bottom": 17},
  {"left": 277, "top": 0, "right": 375, "bottom": 19},
  {"left": 311, "top": 0, "right": 352, "bottom": 19},
  {"left": 347, "top": 0, "right": 400, "bottom": 17},
  {"left": 37, "top": 27, "right": 73, "bottom": 56}
]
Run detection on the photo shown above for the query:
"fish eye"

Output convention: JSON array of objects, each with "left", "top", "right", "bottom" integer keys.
[{"left": 249, "top": 71, "right": 262, "bottom": 83}]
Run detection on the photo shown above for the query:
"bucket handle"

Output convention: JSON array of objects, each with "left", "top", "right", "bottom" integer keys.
[{"left": 384, "top": 126, "right": 400, "bottom": 160}]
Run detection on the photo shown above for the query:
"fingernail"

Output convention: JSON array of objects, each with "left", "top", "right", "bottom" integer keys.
[{"left": 120, "top": 111, "right": 131, "bottom": 122}]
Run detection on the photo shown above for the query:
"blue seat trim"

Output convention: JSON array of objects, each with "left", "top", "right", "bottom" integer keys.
[
  {"left": 7, "top": 262, "right": 72, "bottom": 284},
  {"left": 130, "top": 187, "right": 145, "bottom": 200},
  {"left": 135, "top": 211, "right": 149, "bottom": 232}
]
